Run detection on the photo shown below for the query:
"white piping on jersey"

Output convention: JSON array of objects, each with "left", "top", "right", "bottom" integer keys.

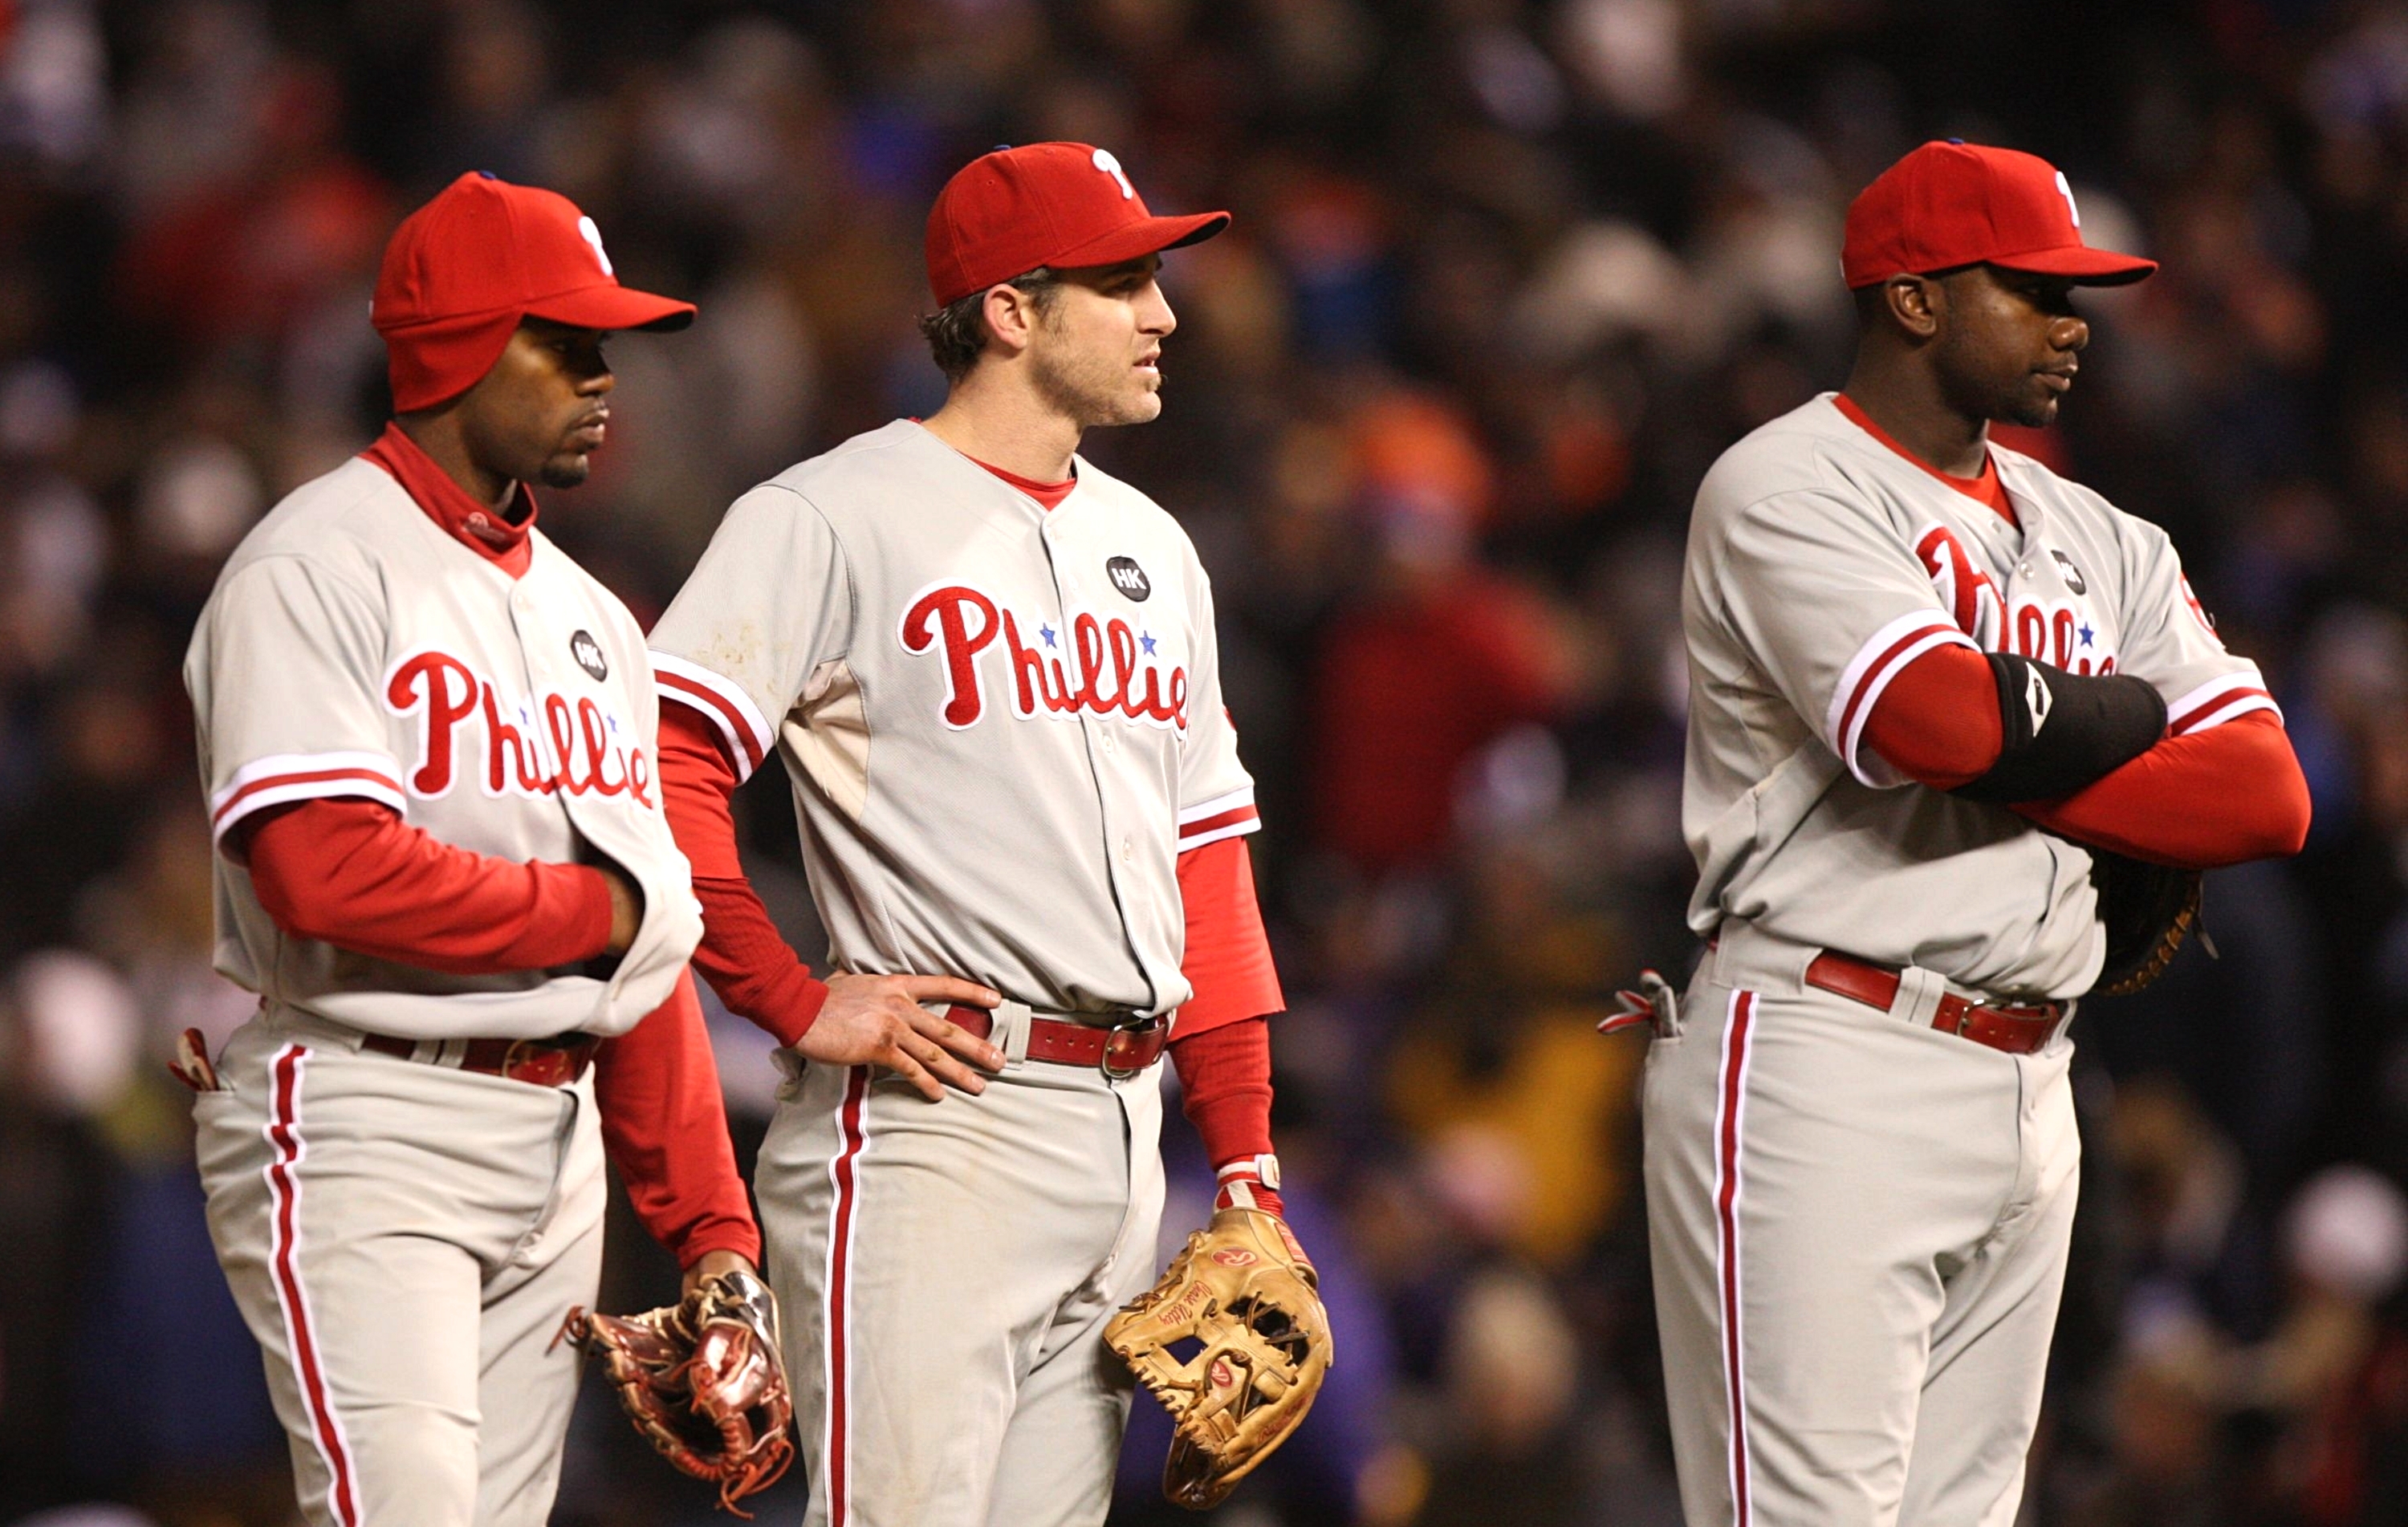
[
  {"left": 1827, "top": 611, "right": 1982, "bottom": 790},
  {"left": 653, "top": 652, "right": 777, "bottom": 782},
  {"left": 2166, "top": 672, "right": 2280, "bottom": 737},
  {"left": 209, "top": 750, "right": 408, "bottom": 843}
]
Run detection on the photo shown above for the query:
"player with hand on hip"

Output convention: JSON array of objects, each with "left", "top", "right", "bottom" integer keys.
[
  {"left": 647, "top": 142, "right": 1303, "bottom": 1526},
  {"left": 182, "top": 173, "right": 767, "bottom": 1527},
  {"left": 1640, "top": 141, "right": 2312, "bottom": 1527}
]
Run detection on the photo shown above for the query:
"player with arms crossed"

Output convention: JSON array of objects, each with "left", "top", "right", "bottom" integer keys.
[
  {"left": 182, "top": 174, "right": 775, "bottom": 1526},
  {"left": 1638, "top": 141, "right": 2312, "bottom": 1526},
  {"left": 646, "top": 143, "right": 1323, "bottom": 1526}
]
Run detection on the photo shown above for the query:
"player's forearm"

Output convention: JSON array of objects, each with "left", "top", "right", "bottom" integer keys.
[
  {"left": 1860, "top": 642, "right": 2003, "bottom": 789},
  {"left": 1169, "top": 1017, "right": 1280, "bottom": 1215},
  {"left": 242, "top": 798, "right": 615, "bottom": 973},
  {"left": 593, "top": 969, "right": 763, "bottom": 1269},
  {"left": 2013, "top": 711, "right": 2312, "bottom": 869},
  {"left": 689, "top": 877, "right": 832, "bottom": 1046},
  {"left": 657, "top": 704, "right": 836, "bottom": 1045}
]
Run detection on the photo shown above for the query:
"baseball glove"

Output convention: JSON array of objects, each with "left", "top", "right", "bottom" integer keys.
[
  {"left": 1104, "top": 1206, "right": 1333, "bottom": 1510},
  {"left": 561, "top": 1268, "right": 795, "bottom": 1517},
  {"left": 2090, "top": 849, "right": 2204, "bottom": 996}
]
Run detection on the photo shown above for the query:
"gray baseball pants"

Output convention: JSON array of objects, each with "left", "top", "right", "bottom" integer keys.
[
  {"left": 1642, "top": 923, "right": 2081, "bottom": 1527},
  {"left": 191, "top": 1008, "right": 605, "bottom": 1527},
  {"left": 756, "top": 1001, "right": 1166, "bottom": 1527}
]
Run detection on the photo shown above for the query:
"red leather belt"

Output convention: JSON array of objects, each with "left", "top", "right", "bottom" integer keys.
[
  {"left": 1804, "top": 951, "right": 2064, "bottom": 1057},
  {"left": 943, "top": 1005, "right": 1168, "bottom": 1076},
  {"left": 360, "top": 1030, "right": 599, "bottom": 1087}
]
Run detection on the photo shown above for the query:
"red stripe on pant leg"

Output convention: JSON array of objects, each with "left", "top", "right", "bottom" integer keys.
[
  {"left": 1715, "top": 992, "right": 1758, "bottom": 1527},
  {"left": 263, "top": 1045, "right": 361, "bottom": 1527},
  {"left": 823, "top": 1065, "right": 871, "bottom": 1527}
]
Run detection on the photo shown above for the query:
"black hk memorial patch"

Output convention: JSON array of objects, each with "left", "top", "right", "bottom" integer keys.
[
  {"left": 570, "top": 629, "right": 609, "bottom": 681},
  {"left": 2051, "top": 549, "right": 2087, "bottom": 595},
  {"left": 1106, "top": 555, "right": 1152, "bottom": 602}
]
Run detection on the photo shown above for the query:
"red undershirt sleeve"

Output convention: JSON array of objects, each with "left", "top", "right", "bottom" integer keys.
[
  {"left": 1168, "top": 837, "right": 1284, "bottom": 1208},
  {"left": 657, "top": 703, "right": 831, "bottom": 1046},
  {"left": 592, "top": 968, "right": 763, "bottom": 1269},
  {"left": 1860, "top": 643, "right": 2003, "bottom": 791},
  {"left": 2015, "top": 709, "right": 2312, "bottom": 869},
  {"left": 238, "top": 798, "right": 614, "bottom": 974}
]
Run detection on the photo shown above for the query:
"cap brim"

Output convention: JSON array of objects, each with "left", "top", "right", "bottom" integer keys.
[
  {"left": 1047, "top": 210, "right": 1231, "bottom": 273},
  {"left": 526, "top": 283, "right": 698, "bottom": 333},
  {"left": 1990, "top": 245, "right": 2158, "bottom": 286}
]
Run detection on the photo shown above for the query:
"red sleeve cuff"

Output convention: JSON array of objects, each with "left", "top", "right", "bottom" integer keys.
[{"left": 674, "top": 1221, "right": 764, "bottom": 1270}]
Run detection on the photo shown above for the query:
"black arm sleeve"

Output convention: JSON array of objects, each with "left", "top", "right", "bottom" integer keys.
[{"left": 1949, "top": 652, "right": 2166, "bottom": 804}]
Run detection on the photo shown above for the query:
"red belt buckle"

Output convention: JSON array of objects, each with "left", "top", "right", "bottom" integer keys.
[{"left": 498, "top": 1036, "right": 591, "bottom": 1086}]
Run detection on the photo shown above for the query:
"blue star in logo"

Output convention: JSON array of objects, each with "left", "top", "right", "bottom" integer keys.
[
  {"left": 1039, "top": 623, "right": 1057, "bottom": 648},
  {"left": 1139, "top": 631, "right": 1157, "bottom": 656},
  {"left": 2078, "top": 623, "right": 2095, "bottom": 648}
]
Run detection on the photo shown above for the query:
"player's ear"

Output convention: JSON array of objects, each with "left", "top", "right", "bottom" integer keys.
[
  {"left": 1883, "top": 275, "right": 1942, "bottom": 341},
  {"left": 981, "top": 283, "right": 1042, "bottom": 356}
]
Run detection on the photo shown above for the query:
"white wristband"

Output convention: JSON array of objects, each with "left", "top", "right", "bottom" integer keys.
[{"left": 1215, "top": 1153, "right": 1280, "bottom": 1189}]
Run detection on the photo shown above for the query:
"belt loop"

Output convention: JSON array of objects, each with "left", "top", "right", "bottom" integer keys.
[
  {"left": 1892, "top": 965, "right": 1948, "bottom": 1033},
  {"left": 993, "top": 1000, "right": 1033, "bottom": 1068}
]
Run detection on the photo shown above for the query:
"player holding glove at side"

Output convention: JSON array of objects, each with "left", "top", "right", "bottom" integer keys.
[
  {"left": 1644, "top": 140, "right": 2311, "bottom": 1527},
  {"left": 645, "top": 142, "right": 1324, "bottom": 1525},
  {"left": 181, "top": 173, "right": 783, "bottom": 1527}
]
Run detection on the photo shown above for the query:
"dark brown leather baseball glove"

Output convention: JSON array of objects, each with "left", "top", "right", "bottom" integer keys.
[
  {"left": 2090, "top": 849, "right": 2204, "bottom": 995},
  {"left": 561, "top": 1267, "right": 794, "bottom": 1516}
]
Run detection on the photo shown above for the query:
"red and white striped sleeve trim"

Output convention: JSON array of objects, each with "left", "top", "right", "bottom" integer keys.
[
  {"left": 1825, "top": 611, "right": 1983, "bottom": 788},
  {"left": 1178, "top": 786, "right": 1262, "bottom": 852},
  {"left": 209, "top": 751, "right": 406, "bottom": 845},
  {"left": 2166, "top": 672, "right": 2281, "bottom": 737},
  {"left": 651, "top": 652, "right": 777, "bottom": 783}
]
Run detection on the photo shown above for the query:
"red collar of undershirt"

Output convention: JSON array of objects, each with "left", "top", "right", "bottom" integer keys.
[
  {"left": 1832, "top": 393, "right": 2017, "bottom": 528},
  {"left": 970, "top": 456, "right": 1076, "bottom": 511},
  {"left": 360, "top": 420, "right": 539, "bottom": 577}
]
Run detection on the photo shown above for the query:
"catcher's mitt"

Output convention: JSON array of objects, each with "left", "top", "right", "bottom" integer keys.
[
  {"left": 1104, "top": 1206, "right": 1333, "bottom": 1511},
  {"left": 2090, "top": 849, "right": 2204, "bottom": 996},
  {"left": 561, "top": 1268, "right": 795, "bottom": 1516}
]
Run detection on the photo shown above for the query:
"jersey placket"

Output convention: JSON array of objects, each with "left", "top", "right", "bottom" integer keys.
[{"left": 1035, "top": 497, "right": 1165, "bottom": 1016}]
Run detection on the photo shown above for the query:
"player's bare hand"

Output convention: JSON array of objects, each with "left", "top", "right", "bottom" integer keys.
[{"left": 799, "top": 973, "right": 1006, "bottom": 1100}]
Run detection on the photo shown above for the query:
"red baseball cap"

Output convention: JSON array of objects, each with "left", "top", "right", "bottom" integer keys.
[
  {"left": 373, "top": 172, "right": 695, "bottom": 411},
  {"left": 925, "top": 143, "right": 1230, "bottom": 307},
  {"left": 1841, "top": 141, "right": 2156, "bottom": 290}
]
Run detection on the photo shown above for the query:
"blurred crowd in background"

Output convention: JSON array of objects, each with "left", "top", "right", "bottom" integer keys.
[{"left": 4, "top": 0, "right": 2408, "bottom": 1523}]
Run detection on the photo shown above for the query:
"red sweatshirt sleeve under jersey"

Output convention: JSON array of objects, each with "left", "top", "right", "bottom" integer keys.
[
  {"left": 594, "top": 969, "right": 763, "bottom": 1267},
  {"left": 1862, "top": 645, "right": 2311, "bottom": 868},
  {"left": 240, "top": 798, "right": 613, "bottom": 973}
]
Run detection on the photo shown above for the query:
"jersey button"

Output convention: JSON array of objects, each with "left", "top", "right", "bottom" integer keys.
[
  {"left": 1101, "top": 732, "right": 1117, "bottom": 754},
  {"left": 1120, "top": 835, "right": 1133, "bottom": 863}
]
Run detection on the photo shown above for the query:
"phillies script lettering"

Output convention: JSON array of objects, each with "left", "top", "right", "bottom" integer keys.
[
  {"left": 1915, "top": 526, "right": 2119, "bottom": 676},
  {"left": 899, "top": 583, "right": 1188, "bottom": 732},
  {"left": 385, "top": 649, "right": 654, "bottom": 806}
]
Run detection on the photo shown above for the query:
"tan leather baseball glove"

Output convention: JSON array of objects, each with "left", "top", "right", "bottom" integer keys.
[
  {"left": 562, "top": 1267, "right": 795, "bottom": 1517},
  {"left": 1104, "top": 1206, "right": 1333, "bottom": 1510}
]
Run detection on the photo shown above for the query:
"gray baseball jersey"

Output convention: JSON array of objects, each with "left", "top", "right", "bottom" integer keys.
[
  {"left": 649, "top": 418, "right": 1261, "bottom": 1527},
  {"left": 1645, "top": 392, "right": 2281, "bottom": 1527},
  {"left": 648, "top": 417, "right": 1259, "bottom": 1016},
  {"left": 181, "top": 449, "right": 710, "bottom": 1527},
  {"left": 1682, "top": 392, "right": 2273, "bottom": 998},
  {"left": 185, "top": 455, "right": 704, "bottom": 1038}
]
